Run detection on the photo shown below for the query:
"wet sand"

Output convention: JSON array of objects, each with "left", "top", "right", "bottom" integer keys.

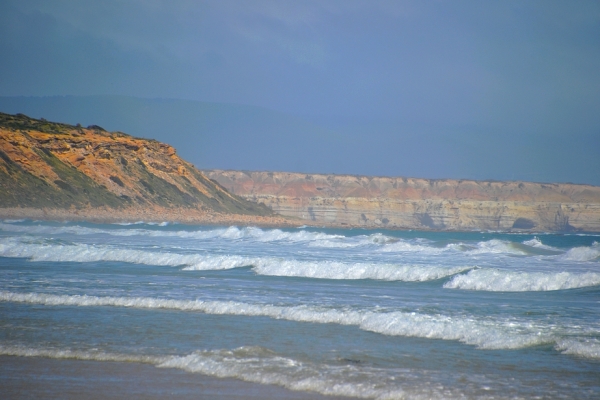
[{"left": 0, "top": 356, "right": 353, "bottom": 400}]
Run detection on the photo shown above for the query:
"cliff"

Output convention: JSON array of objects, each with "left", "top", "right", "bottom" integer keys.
[
  {"left": 0, "top": 112, "right": 274, "bottom": 221},
  {"left": 205, "top": 170, "right": 600, "bottom": 232}
]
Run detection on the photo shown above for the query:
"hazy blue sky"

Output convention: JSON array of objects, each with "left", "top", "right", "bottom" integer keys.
[{"left": 1, "top": 1, "right": 599, "bottom": 184}]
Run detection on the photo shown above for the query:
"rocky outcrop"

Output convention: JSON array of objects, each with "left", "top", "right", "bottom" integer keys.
[
  {"left": 205, "top": 170, "right": 600, "bottom": 232},
  {"left": 0, "top": 112, "right": 272, "bottom": 218}
]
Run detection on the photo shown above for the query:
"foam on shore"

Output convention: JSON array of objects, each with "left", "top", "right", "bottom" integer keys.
[{"left": 0, "top": 344, "right": 464, "bottom": 399}]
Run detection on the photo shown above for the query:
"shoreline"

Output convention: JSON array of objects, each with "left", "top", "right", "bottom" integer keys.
[
  {"left": 0, "top": 207, "right": 582, "bottom": 233},
  {"left": 0, "top": 355, "right": 353, "bottom": 400}
]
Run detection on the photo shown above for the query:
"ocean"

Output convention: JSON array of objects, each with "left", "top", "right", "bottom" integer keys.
[{"left": 0, "top": 219, "right": 599, "bottom": 399}]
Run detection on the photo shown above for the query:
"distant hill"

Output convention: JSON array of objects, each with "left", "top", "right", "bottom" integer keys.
[{"left": 0, "top": 112, "right": 272, "bottom": 218}]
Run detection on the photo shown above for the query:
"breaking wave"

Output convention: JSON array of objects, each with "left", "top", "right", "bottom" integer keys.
[
  {"left": 0, "top": 291, "right": 589, "bottom": 351},
  {"left": 0, "top": 237, "right": 471, "bottom": 281},
  {"left": 521, "top": 237, "right": 559, "bottom": 251},
  {"left": 0, "top": 237, "right": 254, "bottom": 270},
  {"left": 0, "top": 223, "right": 343, "bottom": 244},
  {"left": 444, "top": 269, "right": 600, "bottom": 291},
  {"left": 555, "top": 338, "right": 600, "bottom": 360},
  {"left": 309, "top": 233, "right": 400, "bottom": 249},
  {"left": 6, "top": 222, "right": 590, "bottom": 260},
  {"left": 248, "top": 260, "right": 474, "bottom": 281},
  {"left": 558, "top": 242, "right": 600, "bottom": 262},
  {"left": 378, "top": 239, "right": 449, "bottom": 254},
  {"left": 465, "top": 239, "right": 526, "bottom": 256},
  {"left": 0, "top": 222, "right": 413, "bottom": 250},
  {"left": 380, "top": 238, "right": 530, "bottom": 256}
]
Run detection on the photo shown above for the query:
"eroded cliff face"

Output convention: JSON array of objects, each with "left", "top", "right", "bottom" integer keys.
[
  {"left": 0, "top": 112, "right": 271, "bottom": 216},
  {"left": 205, "top": 170, "right": 600, "bottom": 232}
]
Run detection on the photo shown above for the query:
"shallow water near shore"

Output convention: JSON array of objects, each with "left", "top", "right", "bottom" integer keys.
[{"left": 1, "top": 220, "right": 599, "bottom": 399}]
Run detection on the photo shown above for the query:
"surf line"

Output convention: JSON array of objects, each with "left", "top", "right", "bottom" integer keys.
[{"left": 0, "top": 291, "right": 572, "bottom": 351}]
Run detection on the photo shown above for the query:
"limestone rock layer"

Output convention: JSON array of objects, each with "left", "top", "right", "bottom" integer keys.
[{"left": 205, "top": 170, "right": 600, "bottom": 232}]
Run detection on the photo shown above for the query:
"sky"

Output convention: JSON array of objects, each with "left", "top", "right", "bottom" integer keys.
[{"left": 1, "top": 0, "right": 599, "bottom": 185}]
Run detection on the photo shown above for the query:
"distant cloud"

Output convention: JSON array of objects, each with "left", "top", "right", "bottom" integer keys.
[{"left": 0, "top": 0, "right": 598, "bottom": 185}]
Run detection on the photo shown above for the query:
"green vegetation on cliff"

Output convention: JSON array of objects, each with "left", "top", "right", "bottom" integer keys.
[{"left": 0, "top": 112, "right": 272, "bottom": 216}]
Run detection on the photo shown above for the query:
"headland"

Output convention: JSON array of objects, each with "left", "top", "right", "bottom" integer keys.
[
  {"left": 2, "top": 112, "right": 600, "bottom": 232},
  {"left": 0, "top": 112, "right": 288, "bottom": 226}
]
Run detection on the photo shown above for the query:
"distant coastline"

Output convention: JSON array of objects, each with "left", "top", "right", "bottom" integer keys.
[
  {"left": 2, "top": 112, "right": 600, "bottom": 232},
  {"left": 205, "top": 169, "right": 600, "bottom": 232}
]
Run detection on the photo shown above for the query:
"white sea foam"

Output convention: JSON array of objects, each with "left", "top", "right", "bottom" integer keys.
[
  {"left": 0, "top": 344, "right": 475, "bottom": 399},
  {"left": 0, "top": 344, "right": 164, "bottom": 364},
  {"left": 522, "top": 237, "right": 559, "bottom": 251},
  {"left": 358, "top": 312, "right": 552, "bottom": 350},
  {"left": 245, "top": 227, "right": 343, "bottom": 243},
  {"left": 309, "top": 233, "right": 399, "bottom": 249},
  {"left": 0, "top": 237, "right": 257, "bottom": 270},
  {"left": 7, "top": 341, "right": 594, "bottom": 399},
  {"left": 380, "top": 238, "right": 529, "bottom": 256},
  {"left": 0, "top": 222, "right": 240, "bottom": 240},
  {"left": 0, "top": 237, "right": 473, "bottom": 281},
  {"left": 157, "top": 346, "right": 423, "bottom": 399},
  {"left": 0, "top": 223, "right": 346, "bottom": 245},
  {"left": 559, "top": 242, "right": 600, "bottom": 262},
  {"left": 379, "top": 239, "right": 448, "bottom": 254},
  {"left": 0, "top": 291, "right": 577, "bottom": 350},
  {"left": 0, "top": 222, "right": 443, "bottom": 252},
  {"left": 444, "top": 269, "right": 600, "bottom": 291},
  {"left": 6, "top": 222, "right": 585, "bottom": 261},
  {"left": 465, "top": 239, "right": 526, "bottom": 255},
  {"left": 249, "top": 260, "right": 474, "bottom": 281},
  {"left": 555, "top": 338, "right": 600, "bottom": 359}
]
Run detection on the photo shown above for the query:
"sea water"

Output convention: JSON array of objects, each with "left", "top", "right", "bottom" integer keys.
[{"left": 0, "top": 220, "right": 599, "bottom": 399}]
